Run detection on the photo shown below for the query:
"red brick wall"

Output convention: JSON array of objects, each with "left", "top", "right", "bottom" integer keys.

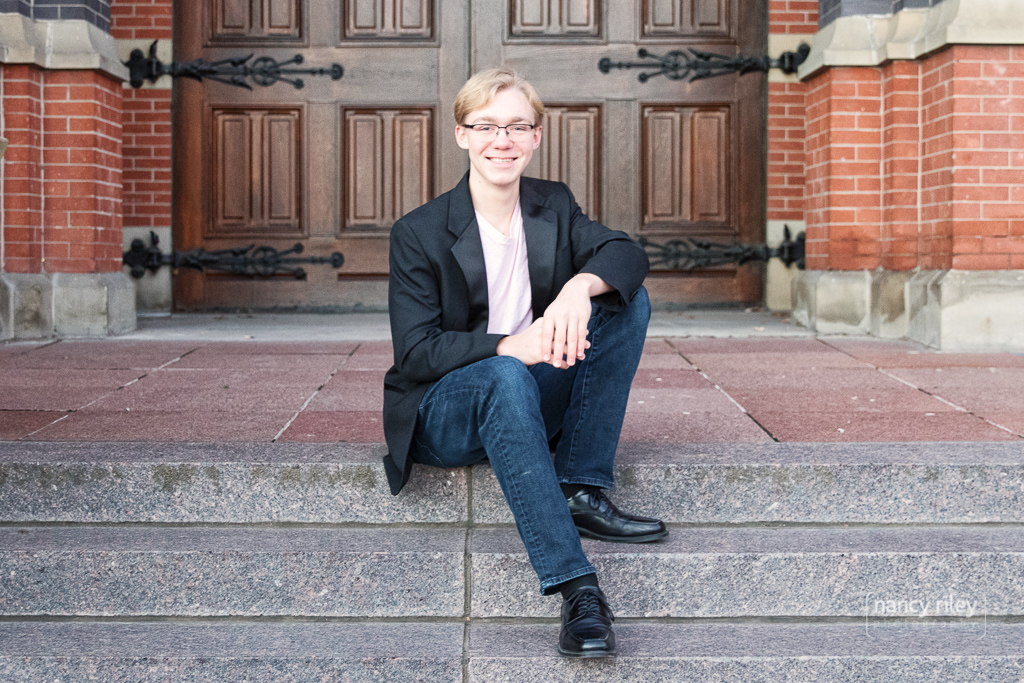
[
  {"left": 767, "top": 2, "right": 817, "bottom": 225},
  {"left": 0, "top": 64, "right": 45, "bottom": 274},
  {"left": 804, "top": 67, "right": 884, "bottom": 270},
  {"left": 881, "top": 60, "right": 921, "bottom": 271},
  {"left": 1, "top": 66, "right": 123, "bottom": 274},
  {"left": 769, "top": 0, "right": 819, "bottom": 34},
  {"left": 112, "top": 0, "right": 173, "bottom": 231},
  {"left": 919, "top": 49, "right": 954, "bottom": 270}
]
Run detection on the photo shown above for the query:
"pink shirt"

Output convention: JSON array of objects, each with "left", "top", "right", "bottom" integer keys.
[{"left": 476, "top": 201, "right": 533, "bottom": 335}]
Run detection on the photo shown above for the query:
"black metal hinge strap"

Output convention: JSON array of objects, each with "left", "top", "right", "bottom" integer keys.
[
  {"left": 599, "top": 43, "right": 810, "bottom": 83},
  {"left": 640, "top": 226, "right": 805, "bottom": 271}
]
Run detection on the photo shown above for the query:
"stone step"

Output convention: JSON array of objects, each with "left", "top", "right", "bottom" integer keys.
[
  {"left": 471, "top": 526, "right": 1024, "bottom": 618},
  {"left": 0, "top": 622, "right": 464, "bottom": 682},
  {"left": 4, "top": 441, "right": 1024, "bottom": 524},
  {"left": 0, "top": 441, "right": 466, "bottom": 524},
  {"left": 0, "top": 527, "right": 464, "bottom": 617},
  {"left": 2, "top": 526, "right": 1021, "bottom": 619},
  {"left": 2, "top": 621, "right": 1022, "bottom": 682},
  {"left": 469, "top": 623, "right": 1024, "bottom": 682}
]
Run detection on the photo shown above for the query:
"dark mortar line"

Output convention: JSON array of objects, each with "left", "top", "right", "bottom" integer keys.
[
  {"left": 462, "top": 469, "right": 473, "bottom": 683},
  {"left": 271, "top": 366, "right": 340, "bottom": 443},
  {"left": 668, "top": 346, "right": 781, "bottom": 443}
]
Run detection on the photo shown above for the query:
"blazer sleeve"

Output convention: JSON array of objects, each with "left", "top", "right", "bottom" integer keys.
[
  {"left": 563, "top": 185, "right": 649, "bottom": 310},
  {"left": 388, "top": 218, "right": 505, "bottom": 384}
]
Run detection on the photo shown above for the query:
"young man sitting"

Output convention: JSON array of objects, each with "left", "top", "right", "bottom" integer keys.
[{"left": 382, "top": 67, "right": 666, "bottom": 658}]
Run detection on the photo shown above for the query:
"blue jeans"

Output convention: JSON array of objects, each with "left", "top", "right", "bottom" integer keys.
[{"left": 411, "top": 287, "right": 650, "bottom": 594}]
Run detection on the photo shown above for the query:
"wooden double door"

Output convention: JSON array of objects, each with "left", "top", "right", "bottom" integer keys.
[{"left": 173, "top": 0, "right": 767, "bottom": 310}]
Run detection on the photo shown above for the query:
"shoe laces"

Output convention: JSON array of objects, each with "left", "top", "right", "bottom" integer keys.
[
  {"left": 586, "top": 487, "right": 619, "bottom": 515},
  {"left": 567, "top": 588, "right": 614, "bottom": 621}
]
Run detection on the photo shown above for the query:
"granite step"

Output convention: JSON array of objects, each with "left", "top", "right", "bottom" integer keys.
[
  {"left": 2, "top": 525, "right": 1021, "bottom": 620},
  {"left": 0, "top": 527, "right": 465, "bottom": 617},
  {"left": 0, "top": 622, "right": 464, "bottom": 682},
  {"left": 4, "top": 441, "right": 1024, "bottom": 524},
  {"left": 2, "top": 621, "right": 1021, "bottom": 682},
  {"left": 471, "top": 526, "right": 1024, "bottom": 618}
]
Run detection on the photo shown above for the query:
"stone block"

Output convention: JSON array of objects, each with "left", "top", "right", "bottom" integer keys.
[
  {"left": 472, "top": 442, "right": 1024, "bottom": 525},
  {"left": 869, "top": 270, "right": 913, "bottom": 338},
  {"left": 52, "top": 272, "right": 136, "bottom": 338},
  {"left": 0, "top": 526, "right": 465, "bottom": 617},
  {"left": 906, "top": 270, "right": 943, "bottom": 348},
  {"left": 471, "top": 526, "right": 1024, "bottom": 617},
  {"left": 0, "top": 622, "right": 463, "bottom": 682},
  {"left": 789, "top": 270, "right": 821, "bottom": 329},
  {"left": 0, "top": 273, "right": 53, "bottom": 340},
  {"left": 765, "top": 220, "right": 803, "bottom": 312},
  {"left": 934, "top": 270, "right": 1024, "bottom": 352},
  {"left": 0, "top": 442, "right": 467, "bottom": 523},
  {"left": 469, "top": 623, "right": 1024, "bottom": 682}
]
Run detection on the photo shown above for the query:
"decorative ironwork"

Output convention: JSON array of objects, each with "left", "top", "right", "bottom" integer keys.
[
  {"left": 640, "top": 226, "right": 805, "bottom": 271},
  {"left": 123, "top": 231, "right": 344, "bottom": 279},
  {"left": 599, "top": 43, "right": 810, "bottom": 83},
  {"left": 125, "top": 40, "right": 344, "bottom": 89}
]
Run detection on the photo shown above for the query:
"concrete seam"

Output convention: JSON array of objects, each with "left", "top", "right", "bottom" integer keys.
[
  {"left": 272, "top": 367, "right": 339, "bottom": 442},
  {"left": 673, "top": 343, "right": 780, "bottom": 442},
  {"left": 19, "top": 413, "right": 69, "bottom": 439}
]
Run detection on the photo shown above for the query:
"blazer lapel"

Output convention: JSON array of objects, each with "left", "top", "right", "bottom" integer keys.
[
  {"left": 520, "top": 179, "right": 558, "bottom": 315},
  {"left": 448, "top": 174, "right": 490, "bottom": 328}
]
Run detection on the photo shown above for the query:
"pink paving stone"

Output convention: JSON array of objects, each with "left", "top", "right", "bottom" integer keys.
[
  {"left": 707, "top": 368, "right": 908, "bottom": 391},
  {"left": 277, "top": 411, "right": 386, "bottom": 443},
  {"left": 1, "top": 341, "right": 202, "bottom": 369},
  {"left": 83, "top": 371, "right": 318, "bottom": 412},
  {"left": 730, "top": 386, "right": 957, "bottom": 414},
  {"left": 305, "top": 386, "right": 384, "bottom": 412},
  {"left": 320, "top": 370, "right": 387, "bottom": 388},
  {"left": 185, "top": 341, "right": 360, "bottom": 355},
  {"left": 840, "top": 352, "right": 1024, "bottom": 369},
  {"left": 886, "top": 368, "right": 1024, "bottom": 412},
  {"left": 631, "top": 369, "right": 715, "bottom": 389},
  {"left": 643, "top": 339, "right": 678, "bottom": 354},
  {"left": 626, "top": 387, "right": 740, "bottom": 413},
  {"left": 171, "top": 354, "right": 352, "bottom": 371},
  {"left": 982, "top": 413, "right": 1024, "bottom": 436},
  {"left": 0, "top": 369, "right": 143, "bottom": 411},
  {"left": 342, "top": 355, "right": 394, "bottom": 371},
  {"left": 668, "top": 338, "right": 831, "bottom": 354},
  {"left": 685, "top": 352, "right": 873, "bottom": 371},
  {"left": 754, "top": 411, "right": 1021, "bottom": 442},
  {"left": 352, "top": 341, "right": 394, "bottom": 355},
  {"left": 26, "top": 410, "right": 293, "bottom": 441},
  {"left": 638, "top": 354, "right": 694, "bottom": 370},
  {"left": 619, "top": 410, "right": 771, "bottom": 443},
  {"left": 0, "top": 411, "right": 65, "bottom": 439}
]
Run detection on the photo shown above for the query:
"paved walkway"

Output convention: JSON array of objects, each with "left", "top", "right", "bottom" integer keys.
[{"left": 2, "top": 311, "right": 1022, "bottom": 444}]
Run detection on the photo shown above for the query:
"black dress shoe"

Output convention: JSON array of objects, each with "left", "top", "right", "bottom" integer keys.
[
  {"left": 567, "top": 486, "right": 668, "bottom": 543},
  {"left": 558, "top": 586, "right": 616, "bottom": 658}
]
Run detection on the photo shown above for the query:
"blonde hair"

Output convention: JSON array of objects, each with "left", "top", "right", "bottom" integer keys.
[{"left": 453, "top": 67, "right": 544, "bottom": 124}]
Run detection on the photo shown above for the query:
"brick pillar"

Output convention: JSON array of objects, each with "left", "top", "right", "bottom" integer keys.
[{"left": 0, "top": 28, "right": 135, "bottom": 339}]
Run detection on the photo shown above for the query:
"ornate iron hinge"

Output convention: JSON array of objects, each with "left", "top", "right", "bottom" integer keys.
[
  {"left": 640, "top": 226, "right": 805, "bottom": 270},
  {"left": 124, "top": 40, "right": 344, "bottom": 89},
  {"left": 599, "top": 43, "right": 810, "bottom": 82},
  {"left": 123, "top": 231, "right": 344, "bottom": 279}
]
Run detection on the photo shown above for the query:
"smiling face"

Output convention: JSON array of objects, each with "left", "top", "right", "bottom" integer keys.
[{"left": 455, "top": 87, "right": 542, "bottom": 195}]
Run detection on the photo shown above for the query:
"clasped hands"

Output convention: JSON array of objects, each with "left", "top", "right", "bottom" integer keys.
[{"left": 496, "top": 273, "right": 610, "bottom": 369}]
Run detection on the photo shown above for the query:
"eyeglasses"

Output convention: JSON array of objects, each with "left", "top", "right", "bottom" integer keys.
[{"left": 461, "top": 123, "right": 537, "bottom": 141}]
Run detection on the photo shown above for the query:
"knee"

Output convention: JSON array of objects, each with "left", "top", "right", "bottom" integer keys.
[
  {"left": 478, "top": 356, "right": 537, "bottom": 397},
  {"left": 628, "top": 286, "right": 651, "bottom": 322}
]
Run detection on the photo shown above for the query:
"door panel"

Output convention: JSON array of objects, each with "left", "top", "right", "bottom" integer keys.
[{"left": 174, "top": 0, "right": 766, "bottom": 309}]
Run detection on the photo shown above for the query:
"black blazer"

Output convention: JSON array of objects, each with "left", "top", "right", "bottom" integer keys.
[{"left": 382, "top": 173, "right": 649, "bottom": 494}]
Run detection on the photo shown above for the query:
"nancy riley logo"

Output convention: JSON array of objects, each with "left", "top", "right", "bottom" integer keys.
[{"left": 864, "top": 591, "right": 988, "bottom": 636}]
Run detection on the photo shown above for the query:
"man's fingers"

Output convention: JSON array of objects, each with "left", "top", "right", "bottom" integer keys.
[
  {"left": 552, "top": 317, "right": 567, "bottom": 368},
  {"left": 576, "top": 320, "right": 589, "bottom": 359},
  {"left": 541, "top": 316, "right": 555, "bottom": 362},
  {"left": 564, "top": 316, "right": 578, "bottom": 367}
]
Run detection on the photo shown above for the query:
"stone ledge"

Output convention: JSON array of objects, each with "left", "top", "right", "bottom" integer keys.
[
  {"left": 792, "top": 269, "right": 1024, "bottom": 351},
  {"left": 0, "top": 271, "right": 137, "bottom": 340},
  {"left": 0, "top": 14, "right": 128, "bottom": 80},
  {"left": 799, "top": 0, "right": 1024, "bottom": 77}
]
